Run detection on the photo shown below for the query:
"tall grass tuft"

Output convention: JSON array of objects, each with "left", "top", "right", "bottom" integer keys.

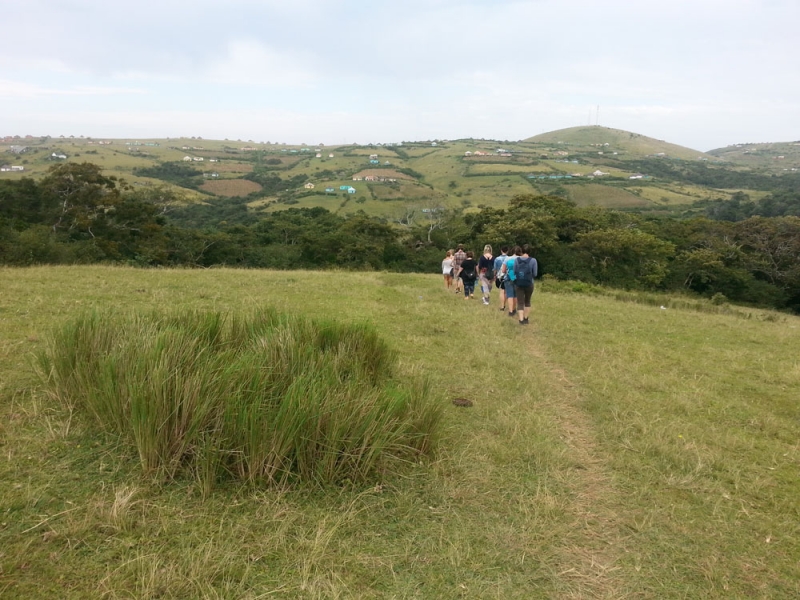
[{"left": 36, "top": 308, "right": 442, "bottom": 490}]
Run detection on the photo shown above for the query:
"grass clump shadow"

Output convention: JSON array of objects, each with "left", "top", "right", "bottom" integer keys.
[{"left": 36, "top": 307, "right": 443, "bottom": 492}]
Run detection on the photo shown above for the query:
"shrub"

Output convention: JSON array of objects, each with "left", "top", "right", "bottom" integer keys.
[{"left": 37, "top": 308, "right": 442, "bottom": 491}]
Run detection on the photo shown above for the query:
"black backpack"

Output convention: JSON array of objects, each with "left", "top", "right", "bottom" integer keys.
[
  {"left": 484, "top": 258, "right": 494, "bottom": 281},
  {"left": 515, "top": 257, "right": 534, "bottom": 287},
  {"left": 462, "top": 263, "right": 477, "bottom": 282}
]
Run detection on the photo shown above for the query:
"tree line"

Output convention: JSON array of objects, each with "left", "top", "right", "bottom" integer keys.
[{"left": 1, "top": 162, "right": 799, "bottom": 312}]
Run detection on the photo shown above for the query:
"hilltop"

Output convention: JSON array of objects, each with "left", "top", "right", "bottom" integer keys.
[
  {"left": 525, "top": 126, "right": 714, "bottom": 161},
  {"left": 707, "top": 140, "right": 800, "bottom": 174},
  {"left": 2, "top": 127, "right": 799, "bottom": 219}
]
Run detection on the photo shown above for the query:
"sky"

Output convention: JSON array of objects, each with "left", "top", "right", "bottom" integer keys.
[{"left": 2, "top": 0, "right": 799, "bottom": 151}]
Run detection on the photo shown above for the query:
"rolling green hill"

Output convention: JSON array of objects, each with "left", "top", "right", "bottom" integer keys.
[
  {"left": 525, "top": 125, "right": 715, "bottom": 160},
  {"left": 708, "top": 141, "right": 800, "bottom": 174},
  {"left": 2, "top": 128, "right": 798, "bottom": 219}
]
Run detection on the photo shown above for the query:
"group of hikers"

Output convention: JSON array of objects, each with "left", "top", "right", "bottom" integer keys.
[{"left": 442, "top": 244, "right": 538, "bottom": 325}]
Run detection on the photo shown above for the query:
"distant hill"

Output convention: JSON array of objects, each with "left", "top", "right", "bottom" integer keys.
[
  {"left": 2, "top": 128, "right": 797, "bottom": 218},
  {"left": 525, "top": 126, "right": 714, "bottom": 161},
  {"left": 707, "top": 141, "right": 800, "bottom": 174}
]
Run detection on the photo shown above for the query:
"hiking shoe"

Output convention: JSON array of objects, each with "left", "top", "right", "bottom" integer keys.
[
  {"left": 523, "top": 318, "right": 529, "bottom": 324},
  {"left": 508, "top": 311, "right": 516, "bottom": 317},
  {"left": 499, "top": 306, "right": 505, "bottom": 311},
  {"left": 482, "top": 299, "right": 489, "bottom": 305}
]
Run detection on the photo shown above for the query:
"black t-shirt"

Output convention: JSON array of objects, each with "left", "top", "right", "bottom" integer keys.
[
  {"left": 460, "top": 258, "right": 477, "bottom": 280},
  {"left": 479, "top": 255, "right": 493, "bottom": 273}
]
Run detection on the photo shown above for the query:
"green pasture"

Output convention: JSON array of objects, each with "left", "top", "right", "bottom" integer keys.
[
  {"left": 566, "top": 183, "right": 651, "bottom": 208},
  {"left": 466, "top": 163, "right": 543, "bottom": 176},
  {"left": 629, "top": 184, "right": 705, "bottom": 206},
  {"left": 1, "top": 266, "right": 798, "bottom": 598}
]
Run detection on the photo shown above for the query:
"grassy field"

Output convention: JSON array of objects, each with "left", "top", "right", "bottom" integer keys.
[
  {"left": 566, "top": 183, "right": 651, "bottom": 208},
  {"left": 200, "top": 179, "right": 263, "bottom": 197},
  {"left": 1, "top": 266, "right": 798, "bottom": 598}
]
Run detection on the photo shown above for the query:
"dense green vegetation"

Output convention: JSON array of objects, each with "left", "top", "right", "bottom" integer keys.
[
  {"left": 2, "top": 161, "right": 799, "bottom": 312},
  {"left": 132, "top": 161, "right": 204, "bottom": 189}
]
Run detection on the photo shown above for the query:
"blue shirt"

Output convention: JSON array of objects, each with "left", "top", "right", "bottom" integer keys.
[{"left": 505, "top": 255, "right": 517, "bottom": 280}]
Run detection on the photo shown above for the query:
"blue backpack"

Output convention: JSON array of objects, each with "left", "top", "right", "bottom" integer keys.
[{"left": 514, "top": 257, "right": 534, "bottom": 287}]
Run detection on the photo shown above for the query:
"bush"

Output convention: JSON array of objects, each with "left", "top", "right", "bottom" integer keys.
[{"left": 37, "top": 308, "right": 442, "bottom": 492}]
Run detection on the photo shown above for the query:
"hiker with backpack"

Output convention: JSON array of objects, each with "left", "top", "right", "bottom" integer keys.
[
  {"left": 458, "top": 250, "right": 478, "bottom": 299},
  {"left": 478, "top": 244, "right": 494, "bottom": 305},
  {"left": 452, "top": 244, "right": 466, "bottom": 294},
  {"left": 502, "top": 247, "right": 518, "bottom": 317},
  {"left": 493, "top": 246, "right": 509, "bottom": 311},
  {"left": 512, "top": 245, "right": 538, "bottom": 325}
]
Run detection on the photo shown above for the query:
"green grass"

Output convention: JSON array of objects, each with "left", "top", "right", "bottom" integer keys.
[
  {"left": 567, "top": 183, "right": 651, "bottom": 207},
  {"left": 2, "top": 266, "right": 799, "bottom": 597},
  {"left": 36, "top": 308, "right": 441, "bottom": 491}
]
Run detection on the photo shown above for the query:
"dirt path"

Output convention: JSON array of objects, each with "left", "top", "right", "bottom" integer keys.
[{"left": 523, "top": 333, "right": 632, "bottom": 599}]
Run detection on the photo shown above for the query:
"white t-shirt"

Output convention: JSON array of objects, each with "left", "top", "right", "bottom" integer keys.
[{"left": 442, "top": 258, "right": 454, "bottom": 274}]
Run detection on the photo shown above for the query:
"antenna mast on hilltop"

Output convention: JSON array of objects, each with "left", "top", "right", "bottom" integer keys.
[{"left": 596, "top": 105, "right": 600, "bottom": 126}]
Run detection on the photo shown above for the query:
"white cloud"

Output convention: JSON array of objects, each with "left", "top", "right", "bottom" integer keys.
[
  {"left": 203, "top": 40, "right": 317, "bottom": 87},
  {"left": 0, "top": 79, "right": 147, "bottom": 98}
]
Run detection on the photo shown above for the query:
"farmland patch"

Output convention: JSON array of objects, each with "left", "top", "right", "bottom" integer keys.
[
  {"left": 567, "top": 183, "right": 650, "bottom": 208},
  {"left": 352, "top": 168, "right": 414, "bottom": 180},
  {"left": 200, "top": 179, "right": 262, "bottom": 197}
]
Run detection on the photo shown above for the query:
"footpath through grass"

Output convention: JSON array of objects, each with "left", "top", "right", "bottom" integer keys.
[{"left": 1, "top": 266, "right": 799, "bottom": 598}]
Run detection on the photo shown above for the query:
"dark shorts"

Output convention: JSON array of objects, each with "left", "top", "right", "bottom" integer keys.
[{"left": 515, "top": 284, "right": 534, "bottom": 307}]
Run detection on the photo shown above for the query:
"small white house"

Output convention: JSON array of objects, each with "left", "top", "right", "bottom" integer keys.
[
  {"left": 193, "top": 157, "right": 204, "bottom": 162},
  {"left": 182, "top": 156, "right": 192, "bottom": 161},
  {"left": 304, "top": 182, "right": 315, "bottom": 189}
]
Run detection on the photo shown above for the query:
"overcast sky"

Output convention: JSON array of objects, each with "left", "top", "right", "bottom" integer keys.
[{"left": 2, "top": 0, "right": 798, "bottom": 151}]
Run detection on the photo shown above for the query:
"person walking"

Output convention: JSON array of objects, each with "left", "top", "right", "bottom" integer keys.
[
  {"left": 459, "top": 251, "right": 478, "bottom": 300},
  {"left": 502, "top": 246, "right": 518, "bottom": 317},
  {"left": 493, "top": 246, "right": 509, "bottom": 311},
  {"left": 478, "top": 244, "right": 494, "bottom": 305},
  {"left": 452, "top": 245, "right": 466, "bottom": 294},
  {"left": 442, "top": 250, "right": 455, "bottom": 291},
  {"left": 512, "top": 245, "right": 538, "bottom": 325}
]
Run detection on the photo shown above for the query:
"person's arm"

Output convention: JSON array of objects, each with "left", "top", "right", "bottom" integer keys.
[{"left": 532, "top": 258, "right": 538, "bottom": 279}]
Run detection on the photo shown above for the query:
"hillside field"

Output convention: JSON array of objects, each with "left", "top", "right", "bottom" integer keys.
[
  {"left": 5, "top": 127, "right": 797, "bottom": 220},
  {"left": 1, "top": 266, "right": 799, "bottom": 598}
]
